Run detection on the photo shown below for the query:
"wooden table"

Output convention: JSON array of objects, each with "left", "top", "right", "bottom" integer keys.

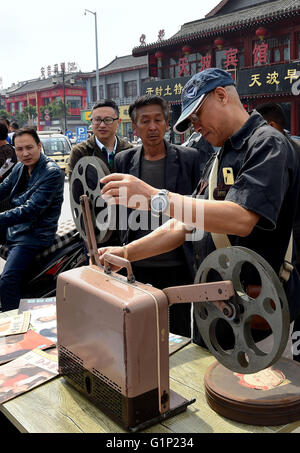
[{"left": 1, "top": 339, "right": 300, "bottom": 434}]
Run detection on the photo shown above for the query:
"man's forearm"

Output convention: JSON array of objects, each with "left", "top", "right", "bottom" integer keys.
[
  {"left": 167, "top": 192, "right": 259, "bottom": 237},
  {"left": 100, "top": 173, "right": 260, "bottom": 238},
  {"left": 126, "top": 219, "right": 188, "bottom": 262}
]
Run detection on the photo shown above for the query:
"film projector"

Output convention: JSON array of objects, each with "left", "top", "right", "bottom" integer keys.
[{"left": 56, "top": 157, "right": 300, "bottom": 431}]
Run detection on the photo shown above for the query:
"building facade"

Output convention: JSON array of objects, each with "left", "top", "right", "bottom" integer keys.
[
  {"left": 80, "top": 54, "right": 149, "bottom": 140},
  {"left": 4, "top": 73, "right": 87, "bottom": 133},
  {"left": 132, "top": 0, "right": 300, "bottom": 142}
]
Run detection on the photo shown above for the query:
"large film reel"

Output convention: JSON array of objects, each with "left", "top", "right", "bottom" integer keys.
[
  {"left": 194, "top": 246, "right": 290, "bottom": 374},
  {"left": 70, "top": 156, "right": 114, "bottom": 244}
]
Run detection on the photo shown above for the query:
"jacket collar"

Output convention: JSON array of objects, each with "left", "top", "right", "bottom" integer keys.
[
  {"left": 30, "top": 152, "right": 47, "bottom": 178},
  {"left": 88, "top": 134, "right": 130, "bottom": 153},
  {"left": 12, "top": 152, "right": 47, "bottom": 196},
  {"left": 226, "top": 111, "right": 267, "bottom": 151}
]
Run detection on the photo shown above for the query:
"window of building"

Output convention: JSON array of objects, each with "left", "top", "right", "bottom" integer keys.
[
  {"left": 17, "top": 102, "right": 23, "bottom": 112},
  {"left": 164, "top": 57, "right": 177, "bottom": 79},
  {"left": 107, "top": 83, "right": 119, "bottom": 99},
  {"left": 163, "top": 53, "right": 208, "bottom": 79},
  {"left": 188, "top": 52, "right": 209, "bottom": 75},
  {"left": 43, "top": 98, "right": 51, "bottom": 106},
  {"left": 253, "top": 35, "right": 290, "bottom": 65},
  {"left": 216, "top": 47, "right": 244, "bottom": 70},
  {"left": 66, "top": 96, "right": 82, "bottom": 109},
  {"left": 92, "top": 85, "right": 104, "bottom": 102},
  {"left": 124, "top": 81, "right": 137, "bottom": 97}
]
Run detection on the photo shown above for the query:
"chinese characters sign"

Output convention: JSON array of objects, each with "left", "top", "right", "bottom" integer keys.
[
  {"left": 237, "top": 62, "right": 300, "bottom": 96},
  {"left": 224, "top": 48, "right": 238, "bottom": 69},
  {"left": 40, "top": 62, "right": 79, "bottom": 79},
  {"left": 253, "top": 42, "right": 269, "bottom": 65},
  {"left": 142, "top": 77, "right": 189, "bottom": 102},
  {"left": 176, "top": 53, "right": 214, "bottom": 76}
]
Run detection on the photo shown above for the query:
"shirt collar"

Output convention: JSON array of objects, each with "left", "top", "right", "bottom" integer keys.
[
  {"left": 226, "top": 111, "right": 267, "bottom": 150},
  {"left": 95, "top": 136, "right": 118, "bottom": 154}
]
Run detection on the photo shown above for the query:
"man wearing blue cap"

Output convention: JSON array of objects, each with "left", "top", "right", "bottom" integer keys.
[{"left": 98, "top": 68, "right": 300, "bottom": 360}]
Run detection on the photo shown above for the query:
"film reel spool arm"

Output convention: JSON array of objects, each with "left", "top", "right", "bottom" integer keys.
[
  {"left": 80, "top": 195, "right": 101, "bottom": 267},
  {"left": 163, "top": 282, "right": 236, "bottom": 319},
  {"left": 80, "top": 193, "right": 135, "bottom": 283}
]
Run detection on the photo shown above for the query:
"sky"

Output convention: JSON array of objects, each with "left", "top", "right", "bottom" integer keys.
[{"left": 0, "top": 0, "right": 221, "bottom": 89}]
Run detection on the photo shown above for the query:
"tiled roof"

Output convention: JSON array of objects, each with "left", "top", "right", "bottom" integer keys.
[
  {"left": 205, "top": 0, "right": 229, "bottom": 17},
  {"left": 7, "top": 74, "right": 82, "bottom": 94},
  {"left": 132, "top": 0, "right": 300, "bottom": 54},
  {"left": 205, "top": 0, "right": 272, "bottom": 18},
  {"left": 99, "top": 54, "right": 148, "bottom": 74}
]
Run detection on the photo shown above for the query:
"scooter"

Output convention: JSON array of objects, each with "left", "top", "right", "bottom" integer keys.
[
  {"left": 0, "top": 155, "right": 88, "bottom": 301},
  {"left": 0, "top": 220, "right": 87, "bottom": 300}
]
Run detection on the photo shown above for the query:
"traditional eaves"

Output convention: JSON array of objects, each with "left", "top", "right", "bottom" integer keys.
[
  {"left": 132, "top": 0, "right": 300, "bottom": 55},
  {"left": 7, "top": 75, "right": 81, "bottom": 95},
  {"left": 99, "top": 54, "right": 148, "bottom": 75}
]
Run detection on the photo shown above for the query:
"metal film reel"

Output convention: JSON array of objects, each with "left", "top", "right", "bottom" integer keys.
[
  {"left": 194, "top": 246, "right": 290, "bottom": 374},
  {"left": 70, "top": 156, "right": 115, "bottom": 244}
]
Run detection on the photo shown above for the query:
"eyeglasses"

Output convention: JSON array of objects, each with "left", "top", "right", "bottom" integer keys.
[
  {"left": 91, "top": 117, "right": 119, "bottom": 125},
  {"left": 189, "top": 93, "right": 210, "bottom": 124}
]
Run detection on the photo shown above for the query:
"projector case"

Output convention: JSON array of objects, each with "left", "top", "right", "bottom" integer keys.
[{"left": 56, "top": 264, "right": 191, "bottom": 431}]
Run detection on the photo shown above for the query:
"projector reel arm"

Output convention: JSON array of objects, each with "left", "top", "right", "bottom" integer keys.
[
  {"left": 163, "top": 281, "right": 236, "bottom": 319},
  {"left": 80, "top": 194, "right": 101, "bottom": 267}
]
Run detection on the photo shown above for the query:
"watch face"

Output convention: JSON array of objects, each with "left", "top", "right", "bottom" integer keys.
[{"left": 151, "top": 196, "right": 167, "bottom": 212}]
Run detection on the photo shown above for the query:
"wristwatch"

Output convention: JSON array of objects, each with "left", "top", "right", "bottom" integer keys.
[{"left": 150, "top": 190, "right": 169, "bottom": 217}]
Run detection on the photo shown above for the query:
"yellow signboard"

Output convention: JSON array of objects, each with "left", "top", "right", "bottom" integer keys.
[
  {"left": 84, "top": 111, "right": 91, "bottom": 121},
  {"left": 81, "top": 107, "right": 130, "bottom": 122},
  {"left": 119, "top": 105, "right": 130, "bottom": 121}
]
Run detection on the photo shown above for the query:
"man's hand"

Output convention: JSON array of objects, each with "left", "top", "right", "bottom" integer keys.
[
  {"left": 98, "top": 246, "right": 126, "bottom": 271},
  {"left": 100, "top": 173, "right": 158, "bottom": 210}
]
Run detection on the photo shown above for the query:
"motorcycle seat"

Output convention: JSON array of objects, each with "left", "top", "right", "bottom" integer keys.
[{"left": 0, "top": 219, "right": 79, "bottom": 261}]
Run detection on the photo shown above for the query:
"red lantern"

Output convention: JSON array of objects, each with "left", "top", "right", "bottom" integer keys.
[
  {"left": 214, "top": 37, "right": 225, "bottom": 50},
  {"left": 155, "top": 50, "right": 164, "bottom": 61},
  {"left": 182, "top": 45, "right": 192, "bottom": 55},
  {"left": 255, "top": 27, "right": 267, "bottom": 41}
]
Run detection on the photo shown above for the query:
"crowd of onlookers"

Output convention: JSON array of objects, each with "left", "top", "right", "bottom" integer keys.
[{"left": 0, "top": 70, "right": 300, "bottom": 362}]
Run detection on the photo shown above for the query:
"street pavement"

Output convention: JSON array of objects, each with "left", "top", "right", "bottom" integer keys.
[{"left": 60, "top": 177, "right": 72, "bottom": 223}]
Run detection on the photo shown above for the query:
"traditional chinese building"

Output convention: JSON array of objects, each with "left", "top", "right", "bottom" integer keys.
[
  {"left": 132, "top": 0, "right": 300, "bottom": 142},
  {"left": 80, "top": 54, "right": 149, "bottom": 140},
  {"left": 4, "top": 67, "right": 87, "bottom": 132}
]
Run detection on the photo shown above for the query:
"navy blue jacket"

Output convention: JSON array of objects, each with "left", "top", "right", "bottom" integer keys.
[{"left": 0, "top": 153, "right": 64, "bottom": 247}]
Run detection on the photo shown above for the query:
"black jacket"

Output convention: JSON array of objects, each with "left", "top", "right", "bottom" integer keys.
[
  {"left": 115, "top": 140, "right": 202, "bottom": 277},
  {"left": 0, "top": 153, "right": 64, "bottom": 247}
]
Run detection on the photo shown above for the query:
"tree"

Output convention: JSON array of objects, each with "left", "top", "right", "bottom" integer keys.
[
  {"left": 0, "top": 110, "right": 11, "bottom": 120},
  {"left": 13, "top": 105, "right": 37, "bottom": 127},
  {"left": 40, "top": 99, "right": 70, "bottom": 131},
  {"left": 27, "top": 106, "right": 37, "bottom": 127}
]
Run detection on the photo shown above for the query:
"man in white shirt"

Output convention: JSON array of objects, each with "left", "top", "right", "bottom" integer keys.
[{"left": 68, "top": 100, "right": 132, "bottom": 177}]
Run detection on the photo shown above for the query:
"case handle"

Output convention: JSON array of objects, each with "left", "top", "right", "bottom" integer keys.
[{"left": 103, "top": 253, "right": 136, "bottom": 283}]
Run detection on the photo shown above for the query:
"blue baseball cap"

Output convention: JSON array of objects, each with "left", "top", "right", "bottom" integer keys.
[{"left": 174, "top": 68, "right": 235, "bottom": 134}]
